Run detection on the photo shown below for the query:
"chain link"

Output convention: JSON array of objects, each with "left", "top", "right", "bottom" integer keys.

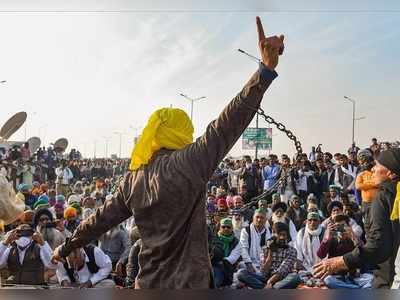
[
  {"left": 207, "top": 107, "right": 304, "bottom": 220},
  {"left": 257, "top": 107, "right": 303, "bottom": 154}
]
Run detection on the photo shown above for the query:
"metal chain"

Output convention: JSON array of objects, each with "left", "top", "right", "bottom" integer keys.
[
  {"left": 206, "top": 108, "right": 304, "bottom": 218},
  {"left": 257, "top": 107, "right": 303, "bottom": 155}
]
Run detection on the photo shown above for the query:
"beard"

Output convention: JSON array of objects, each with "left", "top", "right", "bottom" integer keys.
[
  {"left": 39, "top": 226, "right": 56, "bottom": 249},
  {"left": 272, "top": 214, "right": 286, "bottom": 224},
  {"left": 232, "top": 218, "right": 243, "bottom": 231}
]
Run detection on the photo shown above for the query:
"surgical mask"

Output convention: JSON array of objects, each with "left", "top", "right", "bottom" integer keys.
[
  {"left": 15, "top": 237, "right": 32, "bottom": 249},
  {"left": 246, "top": 163, "right": 252, "bottom": 169}
]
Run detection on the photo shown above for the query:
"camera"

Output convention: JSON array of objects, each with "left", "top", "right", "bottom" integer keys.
[
  {"left": 266, "top": 236, "right": 279, "bottom": 251},
  {"left": 331, "top": 223, "right": 346, "bottom": 239}
]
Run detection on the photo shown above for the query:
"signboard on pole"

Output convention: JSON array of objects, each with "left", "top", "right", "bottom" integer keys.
[{"left": 242, "top": 128, "right": 272, "bottom": 150}]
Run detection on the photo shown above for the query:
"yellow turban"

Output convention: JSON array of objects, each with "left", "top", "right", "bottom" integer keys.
[
  {"left": 390, "top": 182, "right": 400, "bottom": 221},
  {"left": 64, "top": 207, "right": 78, "bottom": 219},
  {"left": 130, "top": 108, "right": 194, "bottom": 171}
]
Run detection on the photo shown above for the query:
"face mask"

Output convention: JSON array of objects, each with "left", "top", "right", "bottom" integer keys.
[
  {"left": 15, "top": 237, "right": 32, "bottom": 249},
  {"left": 246, "top": 163, "right": 252, "bottom": 169}
]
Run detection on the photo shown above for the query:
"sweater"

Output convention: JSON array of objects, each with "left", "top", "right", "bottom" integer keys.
[{"left": 355, "top": 170, "right": 378, "bottom": 203}]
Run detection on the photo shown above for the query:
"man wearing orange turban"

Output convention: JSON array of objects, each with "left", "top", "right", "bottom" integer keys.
[{"left": 53, "top": 17, "right": 284, "bottom": 289}]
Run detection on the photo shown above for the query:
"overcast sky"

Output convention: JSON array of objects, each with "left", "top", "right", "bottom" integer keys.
[{"left": 0, "top": 1, "right": 399, "bottom": 158}]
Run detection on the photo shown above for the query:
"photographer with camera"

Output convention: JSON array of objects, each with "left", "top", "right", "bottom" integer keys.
[
  {"left": 0, "top": 223, "right": 57, "bottom": 285},
  {"left": 316, "top": 214, "right": 372, "bottom": 289},
  {"left": 238, "top": 222, "right": 300, "bottom": 289},
  {"left": 321, "top": 201, "right": 363, "bottom": 240}
]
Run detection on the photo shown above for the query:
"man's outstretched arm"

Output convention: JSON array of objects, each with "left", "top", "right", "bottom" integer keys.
[
  {"left": 170, "top": 17, "right": 284, "bottom": 185},
  {"left": 53, "top": 173, "right": 133, "bottom": 259}
]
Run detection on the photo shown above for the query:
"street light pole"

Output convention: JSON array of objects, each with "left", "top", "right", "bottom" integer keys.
[
  {"left": 179, "top": 93, "right": 206, "bottom": 121},
  {"left": 344, "top": 96, "right": 356, "bottom": 145},
  {"left": 93, "top": 140, "right": 97, "bottom": 158},
  {"left": 103, "top": 136, "right": 111, "bottom": 158},
  {"left": 255, "top": 113, "right": 259, "bottom": 159},
  {"left": 114, "top": 132, "right": 126, "bottom": 158}
]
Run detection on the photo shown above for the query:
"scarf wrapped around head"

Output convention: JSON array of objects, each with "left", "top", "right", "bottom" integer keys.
[
  {"left": 33, "top": 195, "right": 49, "bottom": 210},
  {"left": 64, "top": 207, "right": 77, "bottom": 219},
  {"left": 70, "top": 202, "right": 82, "bottom": 215},
  {"left": 129, "top": 108, "right": 194, "bottom": 171},
  {"left": 56, "top": 195, "right": 66, "bottom": 204}
]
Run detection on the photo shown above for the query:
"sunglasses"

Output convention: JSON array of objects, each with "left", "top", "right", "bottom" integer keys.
[
  {"left": 17, "top": 229, "right": 34, "bottom": 237},
  {"left": 39, "top": 217, "right": 50, "bottom": 222},
  {"left": 221, "top": 225, "right": 232, "bottom": 229}
]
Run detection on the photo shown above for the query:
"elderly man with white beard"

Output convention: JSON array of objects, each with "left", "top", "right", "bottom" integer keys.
[
  {"left": 267, "top": 202, "right": 298, "bottom": 244},
  {"left": 33, "top": 208, "right": 66, "bottom": 283},
  {"left": 239, "top": 209, "right": 272, "bottom": 277},
  {"left": 33, "top": 208, "right": 65, "bottom": 250},
  {"left": 295, "top": 212, "right": 325, "bottom": 272},
  {"left": 232, "top": 212, "right": 249, "bottom": 240}
]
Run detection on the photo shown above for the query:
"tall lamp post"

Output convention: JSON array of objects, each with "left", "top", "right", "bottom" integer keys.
[
  {"left": 103, "top": 136, "right": 111, "bottom": 158},
  {"left": 344, "top": 96, "right": 366, "bottom": 146},
  {"left": 129, "top": 125, "right": 143, "bottom": 149},
  {"left": 179, "top": 93, "right": 206, "bottom": 121},
  {"left": 344, "top": 96, "right": 356, "bottom": 145},
  {"left": 93, "top": 140, "right": 97, "bottom": 158},
  {"left": 114, "top": 131, "right": 126, "bottom": 158}
]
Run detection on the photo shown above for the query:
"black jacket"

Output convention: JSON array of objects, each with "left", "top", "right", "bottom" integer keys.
[
  {"left": 241, "top": 166, "right": 260, "bottom": 192},
  {"left": 279, "top": 168, "right": 298, "bottom": 195},
  {"left": 286, "top": 206, "right": 307, "bottom": 231},
  {"left": 344, "top": 180, "right": 400, "bottom": 288}
]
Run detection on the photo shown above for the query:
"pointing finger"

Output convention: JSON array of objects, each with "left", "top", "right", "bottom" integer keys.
[{"left": 256, "top": 16, "right": 266, "bottom": 42}]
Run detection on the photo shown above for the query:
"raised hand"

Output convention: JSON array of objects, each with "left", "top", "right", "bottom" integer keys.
[
  {"left": 4, "top": 229, "right": 19, "bottom": 246},
  {"left": 32, "top": 232, "right": 45, "bottom": 246},
  {"left": 256, "top": 16, "right": 284, "bottom": 71}
]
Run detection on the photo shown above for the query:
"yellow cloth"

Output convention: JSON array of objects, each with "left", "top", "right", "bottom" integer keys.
[
  {"left": 129, "top": 108, "right": 194, "bottom": 171},
  {"left": 390, "top": 182, "right": 400, "bottom": 221}
]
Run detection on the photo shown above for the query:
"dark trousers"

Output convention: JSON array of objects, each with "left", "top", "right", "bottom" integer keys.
[{"left": 237, "top": 269, "right": 301, "bottom": 289}]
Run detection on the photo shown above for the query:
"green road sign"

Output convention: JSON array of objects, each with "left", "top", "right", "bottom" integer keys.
[{"left": 242, "top": 128, "right": 272, "bottom": 150}]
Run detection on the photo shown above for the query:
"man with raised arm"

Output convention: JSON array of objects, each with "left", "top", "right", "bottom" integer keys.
[{"left": 52, "top": 17, "right": 285, "bottom": 289}]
